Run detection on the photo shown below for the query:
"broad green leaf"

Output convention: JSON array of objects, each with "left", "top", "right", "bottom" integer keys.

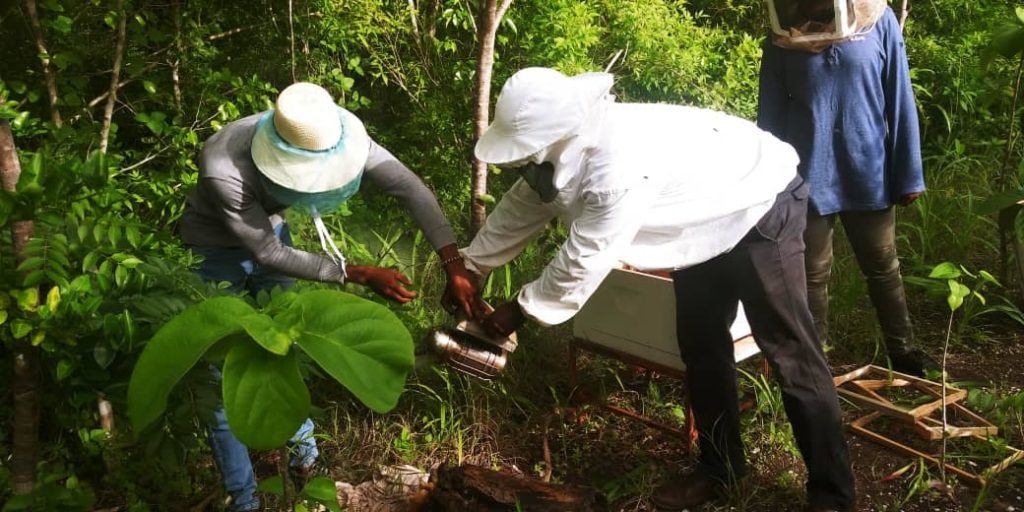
[
  {"left": 46, "top": 286, "right": 61, "bottom": 312},
  {"left": 94, "top": 343, "right": 114, "bottom": 369},
  {"left": 290, "top": 290, "right": 413, "bottom": 413},
  {"left": 82, "top": 250, "right": 101, "bottom": 271},
  {"left": 52, "top": 15, "right": 73, "bottom": 33},
  {"left": 303, "top": 477, "right": 342, "bottom": 512},
  {"left": 15, "top": 288, "right": 39, "bottom": 312},
  {"left": 0, "top": 310, "right": 7, "bottom": 326},
  {"left": 1017, "top": 6, "right": 1024, "bottom": 25},
  {"left": 120, "top": 256, "right": 143, "bottom": 268},
  {"left": 30, "top": 332, "right": 44, "bottom": 347},
  {"left": 56, "top": 359, "right": 73, "bottom": 381},
  {"left": 114, "top": 265, "right": 129, "bottom": 287},
  {"left": 978, "top": 270, "right": 1000, "bottom": 286},
  {"left": 929, "top": 262, "right": 961, "bottom": 280},
  {"left": 10, "top": 319, "right": 32, "bottom": 339},
  {"left": 946, "top": 280, "right": 970, "bottom": 312},
  {"left": 108, "top": 224, "right": 122, "bottom": 247},
  {"left": 988, "top": 24, "right": 1024, "bottom": 61},
  {"left": 256, "top": 475, "right": 284, "bottom": 496},
  {"left": 126, "top": 225, "right": 141, "bottom": 247},
  {"left": 239, "top": 313, "right": 293, "bottom": 356},
  {"left": 128, "top": 297, "right": 253, "bottom": 433},
  {"left": 223, "top": 341, "right": 309, "bottom": 450},
  {"left": 975, "top": 190, "right": 1024, "bottom": 215},
  {"left": 143, "top": 81, "right": 156, "bottom": 94}
]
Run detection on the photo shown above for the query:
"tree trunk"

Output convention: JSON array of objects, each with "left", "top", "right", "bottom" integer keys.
[
  {"left": 24, "top": 0, "right": 62, "bottom": 128},
  {"left": 469, "top": 0, "right": 512, "bottom": 235},
  {"left": 171, "top": 0, "right": 184, "bottom": 114},
  {"left": 898, "top": 0, "right": 909, "bottom": 30},
  {"left": 1, "top": 121, "right": 39, "bottom": 496},
  {"left": 99, "top": 0, "right": 128, "bottom": 154},
  {"left": 426, "top": 464, "right": 605, "bottom": 511}
]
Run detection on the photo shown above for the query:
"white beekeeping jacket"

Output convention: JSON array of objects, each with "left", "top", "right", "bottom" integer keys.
[{"left": 463, "top": 101, "right": 799, "bottom": 326}]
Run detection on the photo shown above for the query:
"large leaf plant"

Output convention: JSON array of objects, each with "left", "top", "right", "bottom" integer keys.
[{"left": 127, "top": 289, "right": 414, "bottom": 449}]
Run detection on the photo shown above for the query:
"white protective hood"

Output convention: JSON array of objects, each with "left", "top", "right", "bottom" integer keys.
[{"left": 475, "top": 68, "right": 614, "bottom": 166}]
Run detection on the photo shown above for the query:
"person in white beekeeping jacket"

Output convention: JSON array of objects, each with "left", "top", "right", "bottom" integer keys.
[{"left": 462, "top": 67, "right": 855, "bottom": 512}]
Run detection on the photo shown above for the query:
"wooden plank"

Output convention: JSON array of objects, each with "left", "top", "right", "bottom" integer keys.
[
  {"left": 855, "top": 378, "right": 913, "bottom": 390},
  {"left": 832, "top": 365, "right": 873, "bottom": 387},
  {"left": 906, "top": 388, "right": 966, "bottom": 419},
  {"left": 837, "top": 388, "right": 918, "bottom": 424}
]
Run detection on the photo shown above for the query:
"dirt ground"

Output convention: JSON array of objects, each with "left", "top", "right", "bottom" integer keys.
[{"left": 504, "top": 319, "right": 1024, "bottom": 512}]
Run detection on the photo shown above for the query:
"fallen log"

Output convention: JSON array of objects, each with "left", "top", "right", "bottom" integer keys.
[{"left": 424, "top": 464, "right": 605, "bottom": 512}]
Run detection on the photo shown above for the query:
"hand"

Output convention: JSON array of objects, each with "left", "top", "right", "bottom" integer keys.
[
  {"left": 899, "top": 192, "right": 922, "bottom": 206},
  {"left": 442, "top": 266, "right": 488, "bottom": 320},
  {"left": 348, "top": 265, "right": 417, "bottom": 303},
  {"left": 437, "top": 244, "right": 487, "bottom": 319},
  {"left": 481, "top": 300, "right": 526, "bottom": 338}
]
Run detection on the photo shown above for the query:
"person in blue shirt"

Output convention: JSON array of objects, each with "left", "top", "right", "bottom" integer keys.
[{"left": 758, "top": 0, "right": 938, "bottom": 377}]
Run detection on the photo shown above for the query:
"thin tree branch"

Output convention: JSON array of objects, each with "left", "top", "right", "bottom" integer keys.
[
  {"left": 172, "top": 0, "right": 184, "bottom": 114},
  {"left": 898, "top": 0, "right": 910, "bottom": 30},
  {"left": 24, "top": 0, "right": 62, "bottom": 127},
  {"left": 495, "top": 0, "right": 512, "bottom": 23},
  {"left": 100, "top": 0, "right": 128, "bottom": 154},
  {"left": 407, "top": 0, "right": 420, "bottom": 37},
  {"left": 288, "top": 0, "right": 296, "bottom": 82}
]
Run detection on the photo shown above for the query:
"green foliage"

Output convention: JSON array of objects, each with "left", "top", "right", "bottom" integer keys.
[
  {"left": 128, "top": 289, "right": 413, "bottom": 449},
  {"left": 223, "top": 340, "right": 311, "bottom": 450},
  {"left": 126, "top": 297, "right": 254, "bottom": 433},
  {"left": 906, "top": 262, "right": 1024, "bottom": 338},
  {"left": 1, "top": 0, "right": 1023, "bottom": 507}
]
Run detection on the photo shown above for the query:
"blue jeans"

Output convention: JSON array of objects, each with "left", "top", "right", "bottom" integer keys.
[{"left": 191, "top": 224, "right": 319, "bottom": 511}]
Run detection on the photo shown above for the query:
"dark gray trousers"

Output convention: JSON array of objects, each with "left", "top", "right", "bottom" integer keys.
[
  {"left": 804, "top": 208, "right": 915, "bottom": 354},
  {"left": 671, "top": 178, "right": 855, "bottom": 510}
]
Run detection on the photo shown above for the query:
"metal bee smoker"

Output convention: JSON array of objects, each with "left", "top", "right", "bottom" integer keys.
[{"left": 430, "top": 317, "right": 518, "bottom": 380}]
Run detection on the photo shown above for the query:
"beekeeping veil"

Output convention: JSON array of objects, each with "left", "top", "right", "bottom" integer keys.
[{"left": 766, "top": 0, "right": 888, "bottom": 53}]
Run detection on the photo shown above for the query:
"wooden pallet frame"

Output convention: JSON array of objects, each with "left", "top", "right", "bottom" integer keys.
[
  {"left": 835, "top": 365, "right": 1021, "bottom": 486},
  {"left": 848, "top": 412, "right": 1024, "bottom": 487}
]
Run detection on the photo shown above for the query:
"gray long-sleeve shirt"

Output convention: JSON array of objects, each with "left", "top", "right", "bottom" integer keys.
[{"left": 178, "top": 113, "right": 457, "bottom": 283}]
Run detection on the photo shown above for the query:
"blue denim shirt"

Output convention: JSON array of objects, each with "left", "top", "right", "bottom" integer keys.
[{"left": 757, "top": 8, "right": 924, "bottom": 215}]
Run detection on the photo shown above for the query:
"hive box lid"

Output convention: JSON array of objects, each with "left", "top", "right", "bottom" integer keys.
[{"left": 573, "top": 267, "right": 758, "bottom": 373}]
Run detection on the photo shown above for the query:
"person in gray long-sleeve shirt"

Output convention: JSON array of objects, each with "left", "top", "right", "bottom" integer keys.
[
  {"left": 179, "top": 82, "right": 479, "bottom": 511},
  {"left": 180, "top": 114, "right": 463, "bottom": 286}
]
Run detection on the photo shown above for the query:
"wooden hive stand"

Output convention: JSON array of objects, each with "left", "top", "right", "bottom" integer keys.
[{"left": 570, "top": 267, "right": 764, "bottom": 451}]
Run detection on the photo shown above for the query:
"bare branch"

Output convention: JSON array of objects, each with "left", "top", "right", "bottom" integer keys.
[
  {"left": 288, "top": 0, "right": 296, "bottom": 81},
  {"left": 495, "top": 0, "right": 512, "bottom": 24},
  {"left": 172, "top": 0, "right": 184, "bottom": 113},
  {"left": 207, "top": 26, "right": 252, "bottom": 41},
  {"left": 24, "top": 0, "right": 62, "bottom": 127},
  {"left": 100, "top": 0, "right": 128, "bottom": 154}
]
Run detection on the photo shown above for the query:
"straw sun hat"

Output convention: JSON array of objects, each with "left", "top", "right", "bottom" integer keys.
[
  {"left": 475, "top": 67, "right": 614, "bottom": 165},
  {"left": 251, "top": 82, "right": 370, "bottom": 196}
]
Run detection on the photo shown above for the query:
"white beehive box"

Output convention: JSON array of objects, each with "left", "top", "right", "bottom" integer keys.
[{"left": 573, "top": 267, "right": 759, "bottom": 372}]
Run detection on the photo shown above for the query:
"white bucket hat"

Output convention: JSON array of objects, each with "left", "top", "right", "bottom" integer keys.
[
  {"left": 251, "top": 82, "right": 371, "bottom": 281},
  {"left": 251, "top": 82, "right": 370, "bottom": 194},
  {"left": 475, "top": 68, "right": 614, "bottom": 165}
]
